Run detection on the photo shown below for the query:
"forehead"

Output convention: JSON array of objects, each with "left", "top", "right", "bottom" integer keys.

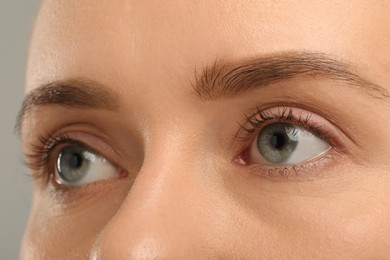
[{"left": 26, "top": 0, "right": 390, "bottom": 93}]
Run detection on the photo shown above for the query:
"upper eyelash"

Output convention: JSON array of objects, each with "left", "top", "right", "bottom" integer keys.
[
  {"left": 24, "top": 132, "right": 99, "bottom": 181},
  {"left": 237, "top": 106, "right": 327, "bottom": 143}
]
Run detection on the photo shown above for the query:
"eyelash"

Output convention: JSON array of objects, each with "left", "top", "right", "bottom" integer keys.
[
  {"left": 238, "top": 106, "right": 330, "bottom": 144},
  {"left": 25, "top": 132, "right": 101, "bottom": 183}
]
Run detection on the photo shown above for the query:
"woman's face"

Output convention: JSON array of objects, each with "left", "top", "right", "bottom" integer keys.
[{"left": 20, "top": 0, "right": 390, "bottom": 258}]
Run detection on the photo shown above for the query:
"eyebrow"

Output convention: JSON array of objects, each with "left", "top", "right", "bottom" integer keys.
[
  {"left": 16, "top": 52, "right": 389, "bottom": 135},
  {"left": 192, "top": 51, "right": 390, "bottom": 100},
  {"left": 15, "top": 79, "right": 119, "bottom": 134}
]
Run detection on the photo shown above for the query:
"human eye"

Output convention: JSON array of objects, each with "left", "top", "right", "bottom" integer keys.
[
  {"left": 55, "top": 144, "right": 117, "bottom": 186},
  {"left": 26, "top": 132, "right": 127, "bottom": 187},
  {"left": 235, "top": 106, "right": 340, "bottom": 179},
  {"left": 250, "top": 123, "right": 330, "bottom": 165}
]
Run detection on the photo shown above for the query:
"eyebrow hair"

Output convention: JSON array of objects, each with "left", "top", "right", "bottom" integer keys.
[
  {"left": 16, "top": 52, "right": 389, "bottom": 135},
  {"left": 192, "top": 52, "right": 390, "bottom": 100},
  {"left": 15, "top": 79, "right": 119, "bottom": 134}
]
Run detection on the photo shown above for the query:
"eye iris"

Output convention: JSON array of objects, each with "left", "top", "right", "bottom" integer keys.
[
  {"left": 257, "top": 123, "right": 298, "bottom": 164},
  {"left": 57, "top": 146, "right": 90, "bottom": 183}
]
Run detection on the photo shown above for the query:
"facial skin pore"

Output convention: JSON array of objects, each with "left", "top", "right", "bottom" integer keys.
[{"left": 20, "top": 0, "right": 390, "bottom": 258}]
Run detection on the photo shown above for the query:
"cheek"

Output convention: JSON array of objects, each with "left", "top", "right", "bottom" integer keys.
[
  {"left": 329, "top": 209, "right": 390, "bottom": 257},
  {"left": 318, "top": 195, "right": 390, "bottom": 257},
  {"left": 20, "top": 183, "right": 129, "bottom": 258},
  {"left": 337, "top": 214, "right": 378, "bottom": 247}
]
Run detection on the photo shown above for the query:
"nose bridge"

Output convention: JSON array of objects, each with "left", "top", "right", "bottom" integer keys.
[{"left": 92, "top": 133, "right": 210, "bottom": 258}]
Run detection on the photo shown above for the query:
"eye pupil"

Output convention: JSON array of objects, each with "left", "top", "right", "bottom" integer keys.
[
  {"left": 270, "top": 132, "right": 286, "bottom": 150},
  {"left": 68, "top": 153, "right": 83, "bottom": 169}
]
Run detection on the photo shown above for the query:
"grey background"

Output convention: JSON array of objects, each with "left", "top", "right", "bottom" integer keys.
[{"left": 0, "top": 0, "right": 40, "bottom": 258}]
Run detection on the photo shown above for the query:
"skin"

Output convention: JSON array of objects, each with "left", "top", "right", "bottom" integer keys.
[{"left": 20, "top": 0, "right": 390, "bottom": 259}]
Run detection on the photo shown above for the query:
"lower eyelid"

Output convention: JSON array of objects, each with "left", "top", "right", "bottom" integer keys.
[{"left": 247, "top": 148, "right": 341, "bottom": 182}]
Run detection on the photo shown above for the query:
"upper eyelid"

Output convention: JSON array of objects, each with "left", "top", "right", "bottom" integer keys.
[
  {"left": 235, "top": 106, "right": 336, "bottom": 147},
  {"left": 235, "top": 107, "right": 300, "bottom": 141},
  {"left": 245, "top": 106, "right": 310, "bottom": 129}
]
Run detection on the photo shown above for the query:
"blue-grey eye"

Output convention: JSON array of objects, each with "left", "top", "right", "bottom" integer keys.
[
  {"left": 251, "top": 123, "right": 330, "bottom": 165},
  {"left": 55, "top": 145, "right": 118, "bottom": 186}
]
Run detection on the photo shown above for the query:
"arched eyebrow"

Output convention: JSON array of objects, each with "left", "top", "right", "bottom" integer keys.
[
  {"left": 15, "top": 79, "right": 119, "bottom": 135},
  {"left": 191, "top": 51, "right": 390, "bottom": 100}
]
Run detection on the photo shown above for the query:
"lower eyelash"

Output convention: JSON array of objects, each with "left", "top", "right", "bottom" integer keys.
[{"left": 249, "top": 150, "right": 338, "bottom": 182}]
